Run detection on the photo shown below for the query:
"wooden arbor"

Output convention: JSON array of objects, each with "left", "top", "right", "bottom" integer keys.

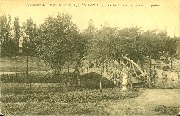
[{"left": 122, "top": 56, "right": 147, "bottom": 90}]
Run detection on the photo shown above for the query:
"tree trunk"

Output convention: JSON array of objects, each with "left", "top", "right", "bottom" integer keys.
[{"left": 74, "top": 59, "right": 81, "bottom": 87}]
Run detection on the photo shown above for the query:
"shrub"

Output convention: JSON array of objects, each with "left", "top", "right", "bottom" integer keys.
[
  {"left": 80, "top": 72, "right": 116, "bottom": 89},
  {"left": 153, "top": 105, "right": 179, "bottom": 115}
]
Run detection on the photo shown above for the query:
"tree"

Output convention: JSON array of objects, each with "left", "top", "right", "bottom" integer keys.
[
  {"left": 82, "top": 19, "right": 97, "bottom": 60},
  {"left": 164, "top": 37, "right": 178, "bottom": 69},
  {"left": 13, "top": 17, "right": 21, "bottom": 55},
  {"left": 0, "top": 15, "right": 15, "bottom": 57},
  {"left": 21, "top": 18, "right": 39, "bottom": 56},
  {"left": 91, "top": 27, "right": 176, "bottom": 88},
  {"left": 86, "top": 25, "right": 118, "bottom": 91},
  {"left": 36, "top": 13, "right": 85, "bottom": 76},
  {"left": 111, "top": 27, "right": 141, "bottom": 62}
]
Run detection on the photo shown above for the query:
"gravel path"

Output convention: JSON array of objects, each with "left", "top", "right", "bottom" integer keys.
[{"left": 104, "top": 89, "right": 180, "bottom": 115}]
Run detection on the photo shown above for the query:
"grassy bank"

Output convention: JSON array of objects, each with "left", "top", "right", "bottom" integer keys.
[
  {"left": 1, "top": 87, "right": 140, "bottom": 115},
  {"left": 0, "top": 56, "right": 50, "bottom": 72}
]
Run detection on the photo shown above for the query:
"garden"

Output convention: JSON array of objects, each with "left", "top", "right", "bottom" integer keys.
[{"left": 0, "top": 12, "right": 180, "bottom": 115}]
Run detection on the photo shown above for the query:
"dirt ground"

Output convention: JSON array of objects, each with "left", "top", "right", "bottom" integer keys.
[{"left": 103, "top": 89, "right": 180, "bottom": 115}]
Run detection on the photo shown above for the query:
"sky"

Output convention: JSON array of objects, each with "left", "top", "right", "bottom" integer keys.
[{"left": 0, "top": 0, "right": 180, "bottom": 37}]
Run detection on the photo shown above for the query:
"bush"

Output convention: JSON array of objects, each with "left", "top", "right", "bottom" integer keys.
[
  {"left": 1, "top": 72, "right": 117, "bottom": 90},
  {"left": 80, "top": 72, "right": 116, "bottom": 89},
  {"left": 0, "top": 72, "right": 63, "bottom": 83},
  {"left": 153, "top": 105, "right": 179, "bottom": 115},
  {"left": 155, "top": 78, "right": 180, "bottom": 89}
]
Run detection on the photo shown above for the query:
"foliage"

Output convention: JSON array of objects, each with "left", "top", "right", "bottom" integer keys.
[
  {"left": 155, "top": 78, "right": 180, "bottom": 89},
  {"left": 21, "top": 18, "right": 39, "bottom": 56},
  {"left": 1, "top": 87, "right": 140, "bottom": 103},
  {"left": 109, "top": 27, "right": 141, "bottom": 62},
  {"left": 0, "top": 15, "right": 16, "bottom": 56},
  {"left": 80, "top": 72, "right": 116, "bottom": 89},
  {"left": 154, "top": 105, "right": 179, "bottom": 115},
  {"left": 13, "top": 17, "right": 21, "bottom": 55},
  {"left": 85, "top": 26, "right": 177, "bottom": 69},
  {"left": 0, "top": 13, "right": 178, "bottom": 75},
  {"left": 2, "top": 101, "right": 108, "bottom": 115},
  {"left": 36, "top": 13, "right": 86, "bottom": 74},
  {"left": 1, "top": 72, "right": 116, "bottom": 88},
  {"left": 1, "top": 84, "right": 140, "bottom": 115},
  {"left": 139, "top": 30, "right": 171, "bottom": 60},
  {"left": 109, "top": 29, "right": 176, "bottom": 64}
]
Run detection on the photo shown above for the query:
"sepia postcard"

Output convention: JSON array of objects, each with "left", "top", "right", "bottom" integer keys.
[{"left": 0, "top": 0, "right": 180, "bottom": 115}]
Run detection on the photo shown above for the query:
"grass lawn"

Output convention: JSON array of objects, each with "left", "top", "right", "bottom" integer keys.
[
  {"left": 1, "top": 56, "right": 180, "bottom": 115},
  {"left": 1, "top": 84, "right": 140, "bottom": 115},
  {"left": 0, "top": 56, "right": 50, "bottom": 72}
]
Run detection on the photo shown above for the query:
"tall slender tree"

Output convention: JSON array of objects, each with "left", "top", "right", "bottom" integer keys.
[
  {"left": 22, "top": 18, "right": 38, "bottom": 56},
  {"left": 13, "top": 17, "right": 21, "bottom": 55},
  {"left": 0, "top": 15, "right": 14, "bottom": 56}
]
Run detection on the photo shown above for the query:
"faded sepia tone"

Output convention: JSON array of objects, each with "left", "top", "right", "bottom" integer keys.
[
  {"left": 1, "top": 0, "right": 180, "bottom": 36},
  {"left": 0, "top": 0, "right": 180, "bottom": 115}
]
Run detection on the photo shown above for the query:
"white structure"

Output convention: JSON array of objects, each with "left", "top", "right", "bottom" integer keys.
[{"left": 19, "top": 36, "right": 23, "bottom": 48}]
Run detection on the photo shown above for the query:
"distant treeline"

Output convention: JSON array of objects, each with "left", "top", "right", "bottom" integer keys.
[{"left": 0, "top": 13, "right": 179, "bottom": 73}]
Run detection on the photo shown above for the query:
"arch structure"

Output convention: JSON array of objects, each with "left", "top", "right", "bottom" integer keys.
[{"left": 79, "top": 56, "right": 147, "bottom": 90}]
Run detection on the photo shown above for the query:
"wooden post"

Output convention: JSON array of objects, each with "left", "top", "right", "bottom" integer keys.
[
  {"left": 153, "top": 66, "right": 156, "bottom": 87},
  {"left": 170, "top": 56, "right": 173, "bottom": 69},
  {"left": 100, "top": 61, "right": 104, "bottom": 93},
  {"left": 67, "top": 61, "right": 70, "bottom": 86},
  {"left": 121, "top": 67, "right": 128, "bottom": 91},
  {"left": 15, "top": 66, "right": 17, "bottom": 78},
  {"left": 129, "top": 63, "right": 133, "bottom": 90},
  {"left": 68, "top": 62, "right": 70, "bottom": 74},
  {"left": 149, "top": 57, "right": 152, "bottom": 88},
  {"left": 100, "top": 79, "right": 102, "bottom": 92},
  {"left": 26, "top": 54, "right": 31, "bottom": 93}
]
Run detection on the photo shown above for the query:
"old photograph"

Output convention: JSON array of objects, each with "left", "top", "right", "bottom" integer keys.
[{"left": 0, "top": 0, "right": 180, "bottom": 115}]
